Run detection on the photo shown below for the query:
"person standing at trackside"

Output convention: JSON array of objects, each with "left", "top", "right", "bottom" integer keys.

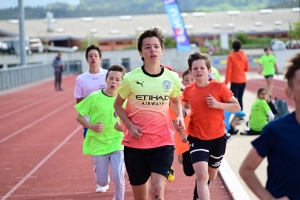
[
  {"left": 75, "top": 65, "right": 126, "bottom": 200},
  {"left": 258, "top": 47, "right": 279, "bottom": 97},
  {"left": 225, "top": 40, "right": 249, "bottom": 112},
  {"left": 114, "top": 27, "right": 185, "bottom": 200},
  {"left": 239, "top": 53, "right": 300, "bottom": 200},
  {"left": 74, "top": 45, "right": 109, "bottom": 193},
  {"left": 182, "top": 52, "right": 240, "bottom": 200},
  {"left": 52, "top": 52, "right": 64, "bottom": 91}
]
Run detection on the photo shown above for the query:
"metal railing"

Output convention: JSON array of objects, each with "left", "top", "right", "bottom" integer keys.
[{"left": 0, "top": 63, "right": 53, "bottom": 91}]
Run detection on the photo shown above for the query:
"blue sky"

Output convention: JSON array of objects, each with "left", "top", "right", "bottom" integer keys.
[{"left": 0, "top": 0, "right": 80, "bottom": 9}]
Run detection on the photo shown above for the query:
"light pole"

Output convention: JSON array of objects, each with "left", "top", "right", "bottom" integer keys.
[{"left": 18, "top": 0, "right": 26, "bottom": 66}]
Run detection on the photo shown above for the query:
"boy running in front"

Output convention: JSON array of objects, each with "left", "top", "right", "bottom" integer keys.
[
  {"left": 182, "top": 52, "right": 240, "bottom": 200},
  {"left": 114, "top": 27, "right": 184, "bottom": 200},
  {"left": 75, "top": 65, "right": 126, "bottom": 200}
]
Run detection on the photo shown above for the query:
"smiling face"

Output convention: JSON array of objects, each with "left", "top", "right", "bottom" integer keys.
[
  {"left": 139, "top": 37, "right": 163, "bottom": 64},
  {"left": 105, "top": 71, "right": 123, "bottom": 91},
  {"left": 87, "top": 49, "right": 102, "bottom": 68},
  {"left": 190, "top": 59, "right": 211, "bottom": 83}
]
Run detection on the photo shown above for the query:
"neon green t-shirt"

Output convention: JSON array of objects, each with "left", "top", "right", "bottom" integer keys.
[
  {"left": 259, "top": 54, "right": 276, "bottom": 76},
  {"left": 116, "top": 66, "right": 181, "bottom": 149},
  {"left": 74, "top": 90, "right": 124, "bottom": 156},
  {"left": 249, "top": 98, "right": 271, "bottom": 131},
  {"left": 211, "top": 67, "right": 221, "bottom": 81}
]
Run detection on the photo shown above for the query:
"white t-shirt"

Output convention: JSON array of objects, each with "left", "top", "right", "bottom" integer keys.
[{"left": 74, "top": 68, "right": 107, "bottom": 99}]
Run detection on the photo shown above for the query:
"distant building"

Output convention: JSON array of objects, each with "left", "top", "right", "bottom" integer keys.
[{"left": 0, "top": 8, "right": 298, "bottom": 50}]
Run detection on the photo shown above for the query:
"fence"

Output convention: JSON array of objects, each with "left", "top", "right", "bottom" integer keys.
[{"left": 0, "top": 63, "right": 53, "bottom": 91}]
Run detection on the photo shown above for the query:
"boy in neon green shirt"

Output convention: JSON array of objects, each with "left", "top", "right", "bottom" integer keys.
[
  {"left": 259, "top": 47, "right": 279, "bottom": 97},
  {"left": 75, "top": 65, "right": 126, "bottom": 200}
]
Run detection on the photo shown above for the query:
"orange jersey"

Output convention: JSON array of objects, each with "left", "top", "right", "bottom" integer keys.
[
  {"left": 169, "top": 98, "right": 190, "bottom": 155},
  {"left": 225, "top": 51, "right": 249, "bottom": 84},
  {"left": 182, "top": 81, "right": 233, "bottom": 140}
]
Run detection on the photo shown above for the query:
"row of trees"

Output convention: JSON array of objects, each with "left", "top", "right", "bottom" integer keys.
[{"left": 0, "top": 0, "right": 298, "bottom": 20}]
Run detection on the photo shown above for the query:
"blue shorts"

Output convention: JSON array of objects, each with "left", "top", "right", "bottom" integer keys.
[
  {"left": 264, "top": 75, "right": 274, "bottom": 79},
  {"left": 83, "top": 127, "right": 88, "bottom": 138}
]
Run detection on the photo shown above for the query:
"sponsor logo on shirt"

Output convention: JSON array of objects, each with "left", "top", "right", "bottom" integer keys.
[
  {"left": 162, "top": 80, "right": 171, "bottom": 90},
  {"left": 135, "top": 95, "right": 170, "bottom": 106},
  {"left": 136, "top": 81, "right": 144, "bottom": 87}
]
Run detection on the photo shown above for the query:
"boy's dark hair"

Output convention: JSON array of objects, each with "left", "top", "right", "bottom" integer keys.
[
  {"left": 181, "top": 68, "right": 190, "bottom": 79},
  {"left": 285, "top": 53, "right": 300, "bottom": 88},
  {"left": 188, "top": 52, "right": 212, "bottom": 70},
  {"left": 257, "top": 88, "right": 267, "bottom": 95},
  {"left": 264, "top": 47, "right": 269, "bottom": 52},
  {"left": 85, "top": 44, "right": 102, "bottom": 59},
  {"left": 232, "top": 40, "right": 241, "bottom": 51},
  {"left": 137, "top": 27, "right": 165, "bottom": 61},
  {"left": 105, "top": 65, "right": 126, "bottom": 79}
]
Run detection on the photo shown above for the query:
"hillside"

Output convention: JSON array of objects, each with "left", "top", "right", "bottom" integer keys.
[{"left": 0, "top": 0, "right": 297, "bottom": 20}]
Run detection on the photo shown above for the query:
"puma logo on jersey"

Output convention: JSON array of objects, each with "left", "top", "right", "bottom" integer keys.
[{"left": 136, "top": 81, "right": 144, "bottom": 87}]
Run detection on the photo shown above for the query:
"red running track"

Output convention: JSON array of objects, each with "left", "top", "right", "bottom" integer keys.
[{"left": 0, "top": 75, "right": 231, "bottom": 200}]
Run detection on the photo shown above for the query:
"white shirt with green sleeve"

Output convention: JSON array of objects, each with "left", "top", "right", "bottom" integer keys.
[{"left": 74, "top": 90, "right": 124, "bottom": 156}]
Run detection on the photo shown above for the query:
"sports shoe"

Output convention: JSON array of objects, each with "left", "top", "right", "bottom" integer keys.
[
  {"left": 167, "top": 167, "right": 175, "bottom": 182},
  {"left": 225, "top": 133, "right": 233, "bottom": 143},
  {"left": 237, "top": 117, "right": 245, "bottom": 125},
  {"left": 96, "top": 184, "right": 109, "bottom": 193}
]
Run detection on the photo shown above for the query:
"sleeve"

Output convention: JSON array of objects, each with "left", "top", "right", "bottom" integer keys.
[
  {"left": 74, "top": 94, "right": 94, "bottom": 117},
  {"left": 251, "top": 124, "right": 274, "bottom": 158},
  {"left": 74, "top": 77, "right": 83, "bottom": 98},
  {"left": 267, "top": 101, "right": 278, "bottom": 115},
  {"left": 170, "top": 73, "right": 182, "bottom": 98},
  {"left": 224, "top": 55, "right": 232, "bottom": 84},
  {"left": 182, "top": 89, "right": 188, "bottom": 102},
  {"left": 115, "top": 74, "right": 131, "bottom": 100},
  {"left": 220, "top": 83, "right": 234, "bottom": 102}
]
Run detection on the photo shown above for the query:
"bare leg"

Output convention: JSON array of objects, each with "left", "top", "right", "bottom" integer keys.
[
  {"left": 150, "top": 173, "right": 166, "bottom": 200},
  {"left": 132, "top": 181, "right": 149, "bottom": 200},
  {"left": 193, "top": 161, "right": 210, "bottom": 200},
  {"left": 266, "top": 77, "right": 273, "bottom": 97}
]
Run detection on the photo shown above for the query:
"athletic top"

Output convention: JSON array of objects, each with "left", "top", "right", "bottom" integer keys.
[
  {"left": 259, "top": 54, "right": 276, "bottom": 76},
  {"left": 225, "top": 51, "right": 249, "bottom": 84},
  {"left": 249, "top": 98, "right": 271, "bottom": 131},
  {"left": 252, "top": 112, "right": 300, "bottom": 199},
  {"left": 74, "top": 90, "right": 124, "bottom": 155},
  {"left": 74, "top": 68, "right": 107, "bottom": 99},
  {"left": 116, "top": 66, "right": 181, "bottom": 149},
  {"left": 182, "top": 80, "right": 233, "bottom": 140}
]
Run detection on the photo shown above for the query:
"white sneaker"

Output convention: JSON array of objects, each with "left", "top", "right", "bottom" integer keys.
[{"left": 96, "top": 184, "right": 109, "bottom": 193}]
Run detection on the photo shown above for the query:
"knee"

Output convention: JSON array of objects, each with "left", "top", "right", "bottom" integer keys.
[
  {"left": 97, "top": 178, "right": 109, "bottom": 187},
  {"left": 195, "top": 171, "right": 209, "bottom": 182},
  {"left": 151, "top": 184, "right": 164, "bottom": 198}
]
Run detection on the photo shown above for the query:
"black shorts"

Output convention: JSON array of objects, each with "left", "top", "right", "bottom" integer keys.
[
  {"left": 264, "top": 74, "right": 274, "bottom": 78},
  {"left": 124, "top": 145, "right": 174, "bottom": 186},
  {"left": 187, "top": 134, "right": 227, "bottom": 169},
  {"left": 182, "top": 150, "right": 195, "bottom": 177}
]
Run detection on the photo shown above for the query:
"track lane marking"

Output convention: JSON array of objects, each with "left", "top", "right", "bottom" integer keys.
[
  {"left": 0, "top": 100, "right": 74, "bottom": 144},
  {"left": 1, "top": 125, "right": 82, "bottom": 200}
]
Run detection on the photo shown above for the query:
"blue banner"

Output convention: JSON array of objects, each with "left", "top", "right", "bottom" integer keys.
[{"left": 163, "top": 0, "right": 191, "bottom": 51}]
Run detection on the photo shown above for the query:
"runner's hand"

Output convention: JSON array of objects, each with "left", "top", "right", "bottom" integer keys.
[
  {"left": 114, "top": 120, "right": 124, "bottom": 132},
  {"left": 128, "top": 124, "right": 143, "bottom": 139},
  {"left": 177, "top": 154, "right": 183, "bottom": 164},
  {"left": 175, "top": 117, "right": 185, "bottom": 132},
  {"left": 91, "top": 122, "right": 104, "bottom": 133},
  {"left": 206, "top": 94, "right": 220, "bottom": 109},
  {"left": 178, "top": 131, "right": 188, "bottom": 143}
]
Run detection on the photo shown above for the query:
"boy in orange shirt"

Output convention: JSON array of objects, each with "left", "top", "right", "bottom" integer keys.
[{"left": 182, "top": 52, "right": 240, "bottom": 200}]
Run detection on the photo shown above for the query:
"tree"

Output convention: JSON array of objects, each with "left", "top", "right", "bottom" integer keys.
[{"left": 290, "top": 20, "right": 300, "bottom": 39}]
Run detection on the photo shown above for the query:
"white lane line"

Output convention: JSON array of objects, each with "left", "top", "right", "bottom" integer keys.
[
  {"left": 0, "top": 100, "right": 74, "bottom": 144},
  {"left": 1, "top": 125, "right": 82, "bottom": 200},
  {"left": 0, "top": 88, "right": 71, "bottom": 120},
  {"left": 219, "top": 158, "right": 251, "bottom": 200}
]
